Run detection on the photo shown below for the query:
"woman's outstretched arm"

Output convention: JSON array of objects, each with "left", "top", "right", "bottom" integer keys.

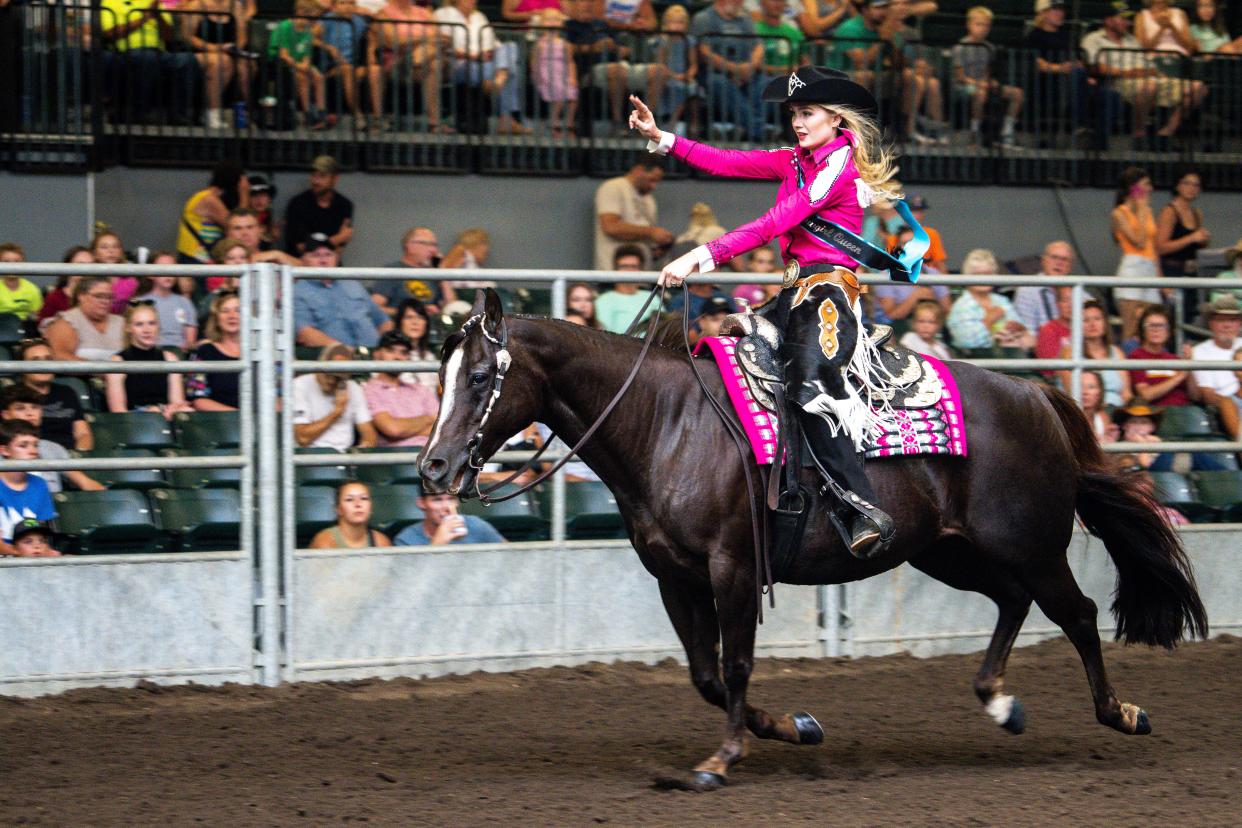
[{"left": 628, "top": 95, "right": 788, "bottom": 181}]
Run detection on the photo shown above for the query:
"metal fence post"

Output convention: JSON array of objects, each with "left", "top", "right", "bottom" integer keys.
[
  {"left": 280, "top": 263, "right": 297, "bottom": 683},
  {"left": 1070, "top": 282, "right": 1085, "bottom": 403},
  {"left": 550, "top": 277, "right": 567, "bottom": 544},
  {"left": 254, "top": 262, "right": 282, "bottom": 686},
  {"left": 238, "top": 261, "right": 257, "bottom": 683}
]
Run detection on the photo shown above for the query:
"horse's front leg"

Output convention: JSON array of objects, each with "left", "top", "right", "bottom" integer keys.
[
  {"left": 691, "top": 559, "right": 765, "bottom": 790},
  {"left": 658, "top": 578, "right": 823, "bottom": 749}
]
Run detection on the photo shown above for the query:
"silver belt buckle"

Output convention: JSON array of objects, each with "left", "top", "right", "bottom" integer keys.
[{"left": 782, "top": 261, "right": 800, "bottom": 289}]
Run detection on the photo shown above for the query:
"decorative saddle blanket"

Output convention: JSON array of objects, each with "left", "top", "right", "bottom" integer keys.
[{"left": 693, "top": 334, "right": 968, "bottom": 465}]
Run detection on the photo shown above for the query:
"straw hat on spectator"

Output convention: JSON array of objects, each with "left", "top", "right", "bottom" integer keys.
[
  {"left": 1113, "top": 403, "right": 1163, "bottom": 428},
  {"left": 1201, "top": 293, "right": 1242, "bottom": 318}
]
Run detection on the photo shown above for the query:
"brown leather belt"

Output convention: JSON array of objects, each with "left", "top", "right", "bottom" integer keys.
[{"left": 782, "top": 261, "right": 865, "bottom": 306}]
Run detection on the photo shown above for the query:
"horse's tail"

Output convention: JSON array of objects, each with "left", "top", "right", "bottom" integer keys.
[{"left": 1039, "top": 384, "right": 1208, "bottom": 648}]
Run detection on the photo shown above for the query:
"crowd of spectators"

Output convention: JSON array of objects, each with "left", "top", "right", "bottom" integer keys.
[
  {"left": 15, "top": 0, "right": 1236, "bottom": 146},
  {"left": 4, "top": 144, "right": 1242, "bottom": 556}
]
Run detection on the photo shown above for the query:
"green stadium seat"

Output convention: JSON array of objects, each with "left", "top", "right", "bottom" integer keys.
[
  {"left": 1157, "top": 405, "right": 1217, "bottom": 440},
  {"left": 85, "top": 411, "right": 175, "bottom": 451},
  {"left": 296, "top": 487, "right": 339, "bottom": 547},
  {"left": 352, "top": 446, "right": 422, "bottom": 486},
  {"left": 174, "top": 411, "right": 241, "bottom": 449},
  {"left": 162, "top": 448, "right": 243, "bottom": 489},
  {"left": 295, "top": 447, "right": 353, "bottom": 488},
  {"left": 151, "top": 488, "right": 241, "bottom": 552},
  {"left": 1192, "top": 471, "right": 1242, "bottom": 522},
  {"left": 539, "top": 481, "right": 627, "bottom": 540},
  {"left": 370, "top": 483, "right": 425, "bottom": 537},
  {"left": 1148, "top": 471, "right": 1213, "bottom": 523},
  {"left": 74, "top": 447, "right": 166, "bottom": 491},
  {"left": 460, "top": 491, "right": 549, "bottom": 542},
  {"left": 0, "top": 313, "right": 25, "bottom": 346},
  {"left": 53, "top": 377, "right": 96, "bottom": 412},
  {"left": 53, "top": 489, "right": 162, "bottom": 554}
]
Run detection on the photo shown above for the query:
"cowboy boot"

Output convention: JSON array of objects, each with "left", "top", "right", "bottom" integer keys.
[{"left": 798, "top": 410, "right": 894, "bottom": 559}]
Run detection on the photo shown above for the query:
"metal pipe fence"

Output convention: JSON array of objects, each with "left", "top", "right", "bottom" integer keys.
[
  {"left": 3, "top": 261, "right": 1242, "bottom": 694},
  {"left": 3, "top": 261, "right": 1242, "bottom": 536},
  {"left": 9, "top": 2, "right": 1242, "bottom": 183}
]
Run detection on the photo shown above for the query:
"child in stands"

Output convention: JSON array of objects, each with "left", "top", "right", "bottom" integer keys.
[
  {"left": 0, "top": 420, "right": 58, "bottom": 556},
  {"left": 532, "top": 8, "right": 578, "bottom": 137}
]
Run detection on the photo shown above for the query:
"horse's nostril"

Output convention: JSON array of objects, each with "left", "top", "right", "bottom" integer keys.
[{"left": 421, "top": 458, "right": 448, "bottom": 481}]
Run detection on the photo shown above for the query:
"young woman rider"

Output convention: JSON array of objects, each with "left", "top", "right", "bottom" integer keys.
[{"left": 628, "top": 67, "right": 909, "bottom": 558}]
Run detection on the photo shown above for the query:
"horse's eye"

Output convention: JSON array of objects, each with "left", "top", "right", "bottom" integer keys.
[{"left": 469, "top": 372, "right": 488, "bottom": 387}]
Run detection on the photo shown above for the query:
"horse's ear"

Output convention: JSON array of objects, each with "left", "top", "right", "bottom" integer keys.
[
  {"left": 470, "top": 289, "right": 487, "bottom": 318},
  {"left": 483, "top": 288, "right": 505, "bottom": 339}
]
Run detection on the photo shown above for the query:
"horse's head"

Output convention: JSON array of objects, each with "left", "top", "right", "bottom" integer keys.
[{"left": 419, "top": 289, "right": 528, "bottom": 496}]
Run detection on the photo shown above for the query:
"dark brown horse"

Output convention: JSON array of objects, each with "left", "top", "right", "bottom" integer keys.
[{"left": 418, "top": 290, "right": 1208, "bottom": 789}]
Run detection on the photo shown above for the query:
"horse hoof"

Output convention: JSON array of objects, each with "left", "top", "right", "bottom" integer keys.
[
  {"left": 1001, "top": 699, "right": 1026, "bottom": 735},
  {"left": 1133, "top": 709, "right": 1151, "bottom": 736},
  {"left": 792, "top": 711, "right": 824, "bottom": 745},
  {"left": 691, "top": 771, "right": 726, "bottom": 791}
]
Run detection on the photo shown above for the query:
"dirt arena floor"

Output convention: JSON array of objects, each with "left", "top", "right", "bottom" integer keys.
[{"left": 1, "top": 636, "right": 1238, "bottom": 827}]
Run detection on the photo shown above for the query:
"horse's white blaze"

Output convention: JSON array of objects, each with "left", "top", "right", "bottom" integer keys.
[
  {"left": 986, "top": 694, "right": 1015, "bottom": 726},
  {"left": 425, "top": 347, "right": 464, "bottom": 457}
]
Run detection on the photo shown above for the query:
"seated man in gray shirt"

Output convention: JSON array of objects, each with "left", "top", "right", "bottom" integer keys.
[
  {"left": 293, "top": 234, "right": 392, "bottom": 348},
  {"left": 393, "top": 484, "right": 505, "bottom": 546}
]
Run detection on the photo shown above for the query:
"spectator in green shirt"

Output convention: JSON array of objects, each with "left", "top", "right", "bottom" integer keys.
[
  {"left": 833, "top": 0, "right": 944, "bottom": 145},
  {"left": 753, "top": 0, "right": 805, "bottom": 74},
  {"left": 100, "top": 0, "right": 200, "bottom": 124},
  {"left": 268, "top": 0, "right": 331, "bottom": 130},
  {"left": 0, "top": 243, "right": 43, "bottom": 321}
]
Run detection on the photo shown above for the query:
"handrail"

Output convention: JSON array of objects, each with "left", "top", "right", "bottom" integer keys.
[{"left": 3, "top": 261, "right": 1242, "bottom": 559}]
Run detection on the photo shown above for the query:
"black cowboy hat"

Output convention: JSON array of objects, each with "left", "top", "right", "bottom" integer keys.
[{"left": 761, "top": 66, "right": 878, "bottom": 115}]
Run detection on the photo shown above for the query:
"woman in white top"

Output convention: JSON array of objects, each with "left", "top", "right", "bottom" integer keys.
[
  {"left": 1135, "top": 0, "right": 1198, "bottom": 55},
  {"left": 43, "top": 276, "right": 125, "bottom": 363}
]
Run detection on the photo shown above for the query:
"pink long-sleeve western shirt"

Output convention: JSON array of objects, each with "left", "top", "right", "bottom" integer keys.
[{"left": 649, "top": 130, "right": 867, "bottom": 274}]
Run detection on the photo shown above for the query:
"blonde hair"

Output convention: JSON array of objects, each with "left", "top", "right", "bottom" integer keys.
[
  {"left": 294, "top": 0, "right": 321, "bottom": 16},
  {"left": 211, "top": 236, "right": 252, "bottom": 263},
  {"left": 966, "top": 5, "right": 993, "bottom": 22},
  {"left": 455, "top": 227, "right": 490, "bottom": 251},
  {"left": 962, "top": 248, "right": 1001, "bottom": 274},
  {"left": 121, "top": 302, "right": 159, "bottom": 349},
  {"left": 661, "top": 3, "right": 689, "bottom": 24},
  {"left": 204, "top": 290, "right": 241, "bottom": 342},
  {"left": 535, "top": 8, "right": 566, "bottom": 26},
  {"left": 818, "top": 104, "right": 901, "bottom": 201}
]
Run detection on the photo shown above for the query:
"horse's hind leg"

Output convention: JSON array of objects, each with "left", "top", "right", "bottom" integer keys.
[
  {"left": 1023, "top": 554, "right": 1152, "bottom": 735},
  {"left": 657, "top": 579, "right": 821, "bottom": 747},
  {"left": 912, "top": 545, "right": 1032, "bottom": 734}
]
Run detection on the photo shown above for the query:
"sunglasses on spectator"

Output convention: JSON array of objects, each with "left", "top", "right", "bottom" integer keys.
[
  {"left": 86, "top": 291, "right": 114, "bottom": 300},
  {"left": 127, "top": 299, "right": 156, "bottom": 308},
  {"left": 216, "top": 289, "right": 240, "bottom": 298}
]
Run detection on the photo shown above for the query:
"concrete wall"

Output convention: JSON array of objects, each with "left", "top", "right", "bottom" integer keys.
[
  {"left": 3, "top": 168, "right": 1240, "bottom": 276},
  {"left": 3, "top": 529, "right": 1238, "bottom": 697}
]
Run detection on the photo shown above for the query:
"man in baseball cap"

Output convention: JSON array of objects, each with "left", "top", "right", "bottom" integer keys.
[{"left": 284, "top": 154, "right": 355, "bottom": 255}]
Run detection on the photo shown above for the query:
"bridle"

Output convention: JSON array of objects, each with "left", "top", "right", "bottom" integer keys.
[
  {"left": 456, "top": 288, "right": 667, "bottom": 505},
  {"left": 460, "top": 312, "right": 512, "bottom": 474}
]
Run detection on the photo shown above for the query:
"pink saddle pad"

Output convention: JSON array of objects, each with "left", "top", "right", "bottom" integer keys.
[{"left": 693, "top": 336, "right": 968, "bottom": 465}]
